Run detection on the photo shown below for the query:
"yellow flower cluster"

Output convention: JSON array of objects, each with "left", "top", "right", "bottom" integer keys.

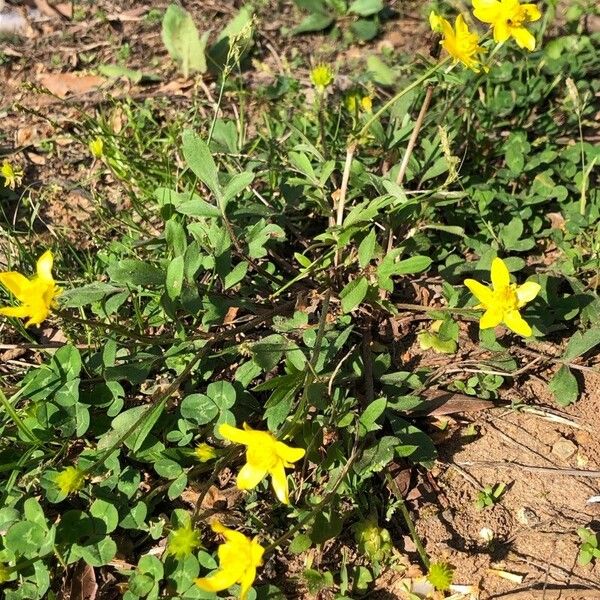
[{"left": 430, "top": 0, "right": 541, "bottom": 71}]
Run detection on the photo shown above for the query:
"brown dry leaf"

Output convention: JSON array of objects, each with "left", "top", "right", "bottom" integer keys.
[
  {"left": 68, "top": 561, "right": 98, "bottom": 600},
  {"left": 223, "top": 306, "right": 239, "bottom": 325},
  {"left": 25, "top": 151, "right": 46, "bottom": 165},
  {"left": 420, "top": 388, "right": 496, "bottom": 416},
  {"left": 547, "top": 212, "right": 566, "bottom": 230},
  {"left": 54, "top": 3, "right": 73, "bottom": 18},
  {"left": 37, "top": 72, "right": 107, "bottom": 99},
  {"left": 34, "top": 0, "right": 65, "bottom": 18}
]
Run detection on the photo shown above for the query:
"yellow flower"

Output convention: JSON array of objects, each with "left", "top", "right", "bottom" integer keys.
[
  {"left": 195, "top": 442, "right": 217, "bottom": 462},
  {"left": 346, "top": 92, "right": 373, "bottom": 115},
  {"left": 472, "top": 0, "right": 541, "bottom": 51},
  {"left": 1, "top": 161, "right": 24, "bottom": 189},
  {"left": 464, "top": 257, "right": 540, "bottom": 337},
  {"left": 429, "top": 12, "right": 486, "bottom": 71},
  {"left": 89, "top": 137, "right": 104, "bottom": 159},
  {"left": 0, "top": 250, "right": 61, "bottom": 327},
  {"left": 55, "top": 466, "right": 86, "bottom": 495},
  {"left": 195, "top": 522, "right": 264, "bottom": 600},
  {"left": 310, "top": 64, "right": 334, "bottom": 92},
  {"left": 219, "top": 423, "right": 305, "bottom": 504},
  {"left": 167, "top": 526, "right": 202, "bottom": 559}
]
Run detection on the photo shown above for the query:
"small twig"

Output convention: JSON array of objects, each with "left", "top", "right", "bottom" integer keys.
[
  {"left": 514, "top": 347, "right": 600, "bottom": 374},
  {"left": 489, "top": 588, "right": 600, "bottom": 599},
  {"left": 448, "top": 464, "right": 481, "bottom": 489},
  {"left": 334, "top": 141, "right": 357, "bottom": 266},
  {"left": 456, "top": 460, "right": 600, "bottom": 478}
]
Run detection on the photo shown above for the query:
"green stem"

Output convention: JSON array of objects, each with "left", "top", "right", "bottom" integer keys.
[
  {"left": 0, "top": 387, "right": 40, "bottom": 444},
  {"left": 358, "top": 57, "right": 450, "bottom": 139}
]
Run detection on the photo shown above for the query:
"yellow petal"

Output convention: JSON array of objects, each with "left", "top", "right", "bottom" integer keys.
[
  {"left": 236, "top": 462, "right": 267, "bottom": 490},
  {"left": 213, "top": 523, "right": 251, "bottom": 549},
  {"left": 429, "top": 11, "right": 443, "bottom": 32},
  {"left": 472, "top": 0, "right": 501, "bottom": 23},
  {"left": 270, "top": 462, "right": 290, "bottom": 504},
  {"left": 516, "top": 281, "right": 540, "bottom": 307},
  {"left": 480, "top": 307, "right": 503, "bottom": 329},
  {"left": 275, "top": 442, "right": 305, "bottom": 464},
  {"left": 239, "top": 566, "right": 257, "bottom": 600},
  {"left": 219, "top": 423, "right": 253, "bottom": 445},
  {"left": 493, "top": 20, "right": 511, "bottom": 43},
  {"left": 503, "top": 310, "right": 532, "bottom": 337},
  {"left": 25, "top": 305, "right": 50, "bottom": 327},
  {"left": 195, "top": 568, "right": 240, "bottom": 593},
  {"left": 36, "top": 250, "right": 54, "bottom": 282},
  {"left": 0, "top": 272, "right": 31, "bottom": 301},
  {"left": 455, "top": 14, "right": 469, "bottom": 36},
  {"left": 522, "top": 4, "right": 542, "bottom": 21},
  {"left": 511, "top": 26, "right": 536, "bottom": 51},
  {"left": 464, "top": 279, "right": 493, "bottom": 306},
  {"left": 0, "top": 305, "right": 31, "bottom": 319},
  {"left": 490, "top": 257, "right": 510, "bottom": 291}
]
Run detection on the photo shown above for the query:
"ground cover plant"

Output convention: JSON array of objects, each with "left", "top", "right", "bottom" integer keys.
[{"left": 0, "top": 0, "right": 599, "bottom": 598}]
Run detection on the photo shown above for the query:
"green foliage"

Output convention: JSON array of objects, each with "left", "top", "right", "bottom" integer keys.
[
  {"left": 577, "top": 527, "right": 600, "bottom": 566},
  {"left": 293, "top": 0, "right": 383, "bottom": 41},
  {"left": 0, "top": 2, "right": 599, "bottom": 597},
  {"left": 161, "top": 4, "right": 208, "bottom": 77},
  {"left": 476, "top": 483, "right": 506, "bottom": 510}
]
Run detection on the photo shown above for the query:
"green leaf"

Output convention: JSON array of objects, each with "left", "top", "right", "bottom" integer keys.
[
  {"left": 548, "top": 365, "right": 579, "bottom": 406},
  {"left": 166, "top": 255, "right": 185, "bottom": 300},
  {"left": 293, "top": 13, "right": 334, "bottom": 34},
  {"left": 98, "top": 64, "right": 143, "bottom": 83},
  {"left": 348, "top": 0, "right": 383, "bottom": 16},
  {"left": 59, "top": 282, "right": 122, "bottom": 308},
  {"left": 222, "top": 171, "right": 255, "bottom": 206},
  {"left": 182, "top": 129, "right": 222, "bottom": 202},
  {"left": 289, "top": 533, "right": 312, "bottom": 554},
  {"left": 206, "top": 380, "right": 237, "bottom": 409},
  {"left": 5, "top": 521, "right": 46, "bottom": 556},
  {"left": 359, "top": 397, "right": 387, "bottom": 436},
  {"left": 563, "top": 329, "right": 600, "bottom": 360},
  {"left": 358, "top": 228, "right": 377, "bottom": 268},
  {"left": 162, "top": 4, "right": 208, "bottom": 77},
  {"left": 90, "top": 499, "right": 119, "bottom": 534},
  {"left": 340, "top": 277, "right": 369, "bottom": 313},
  {"left": 351, "top": 18, "right": 379, "bottom": 41},
  {"left": 75, "top": 536, "right": 117, "bottom": 567},
  {"left": 107, "top": 259, "right": 164, "bottom": 286},
  {"left": 180, "top": 393, "right": 219, "bottom": 425}
]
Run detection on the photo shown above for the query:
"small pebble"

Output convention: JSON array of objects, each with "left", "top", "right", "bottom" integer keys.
[{"left": 551, "top": 437, "right": 578, "bottom": 461}]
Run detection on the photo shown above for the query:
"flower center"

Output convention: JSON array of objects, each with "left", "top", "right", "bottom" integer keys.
[
  {"left": 493, "top": 284, "right": 518, "bottom": 312},
  {"left": 247, "top": 437, "right": 280, "bottom": 470},
  {"left": 505, "top": 6, "right": 527, "bottom": 28}
]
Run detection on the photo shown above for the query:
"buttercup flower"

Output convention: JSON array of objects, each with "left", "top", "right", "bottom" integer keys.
[
  {"left": 219, "top": 423, "right": 305, "bottom": 504},
  {"left": 89, "top": 137, "right": 104, "bottom": 159},
  {"left": 310, "top": 64, "right": 334, "bottom": 92},
  {"left": 55, "top": 466, "right": 86, "bottom": 495},
  {"left": 429, "top": 12, "right": 486, "bottom": 71},
  {"left": 195, "top": 522, "right": 264, "bottom": 600},
  {"left": 1, "top": 161, "right": 24, "bottom": 189},
  {"left": 464, "top": 257, "right": 541, "bottom": 337},
  {"left": 472, "top": 0, "right": 541, "bottom": 51},
  {"left": 167, "top": 525, "right": 202, "bottom": 559},
  {"left": 195, "top": 442, "right": 217, "bottom": 462},
  {"left": 0, "top": 250, "right": 61, "bottom": 327},
  {"left": 346, "top": 91, "right": 373, "bottom": 114}
]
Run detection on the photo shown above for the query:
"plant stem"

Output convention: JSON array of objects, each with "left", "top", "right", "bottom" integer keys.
[
  {"left": 358, "top": 57, "right": 449, "bottom": 140},
  {"left": 385, "top": 470, "right": 430, "bottom": 569},
  {"left": 0, "top": 387, "right": 40, "bottom": 444}
]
